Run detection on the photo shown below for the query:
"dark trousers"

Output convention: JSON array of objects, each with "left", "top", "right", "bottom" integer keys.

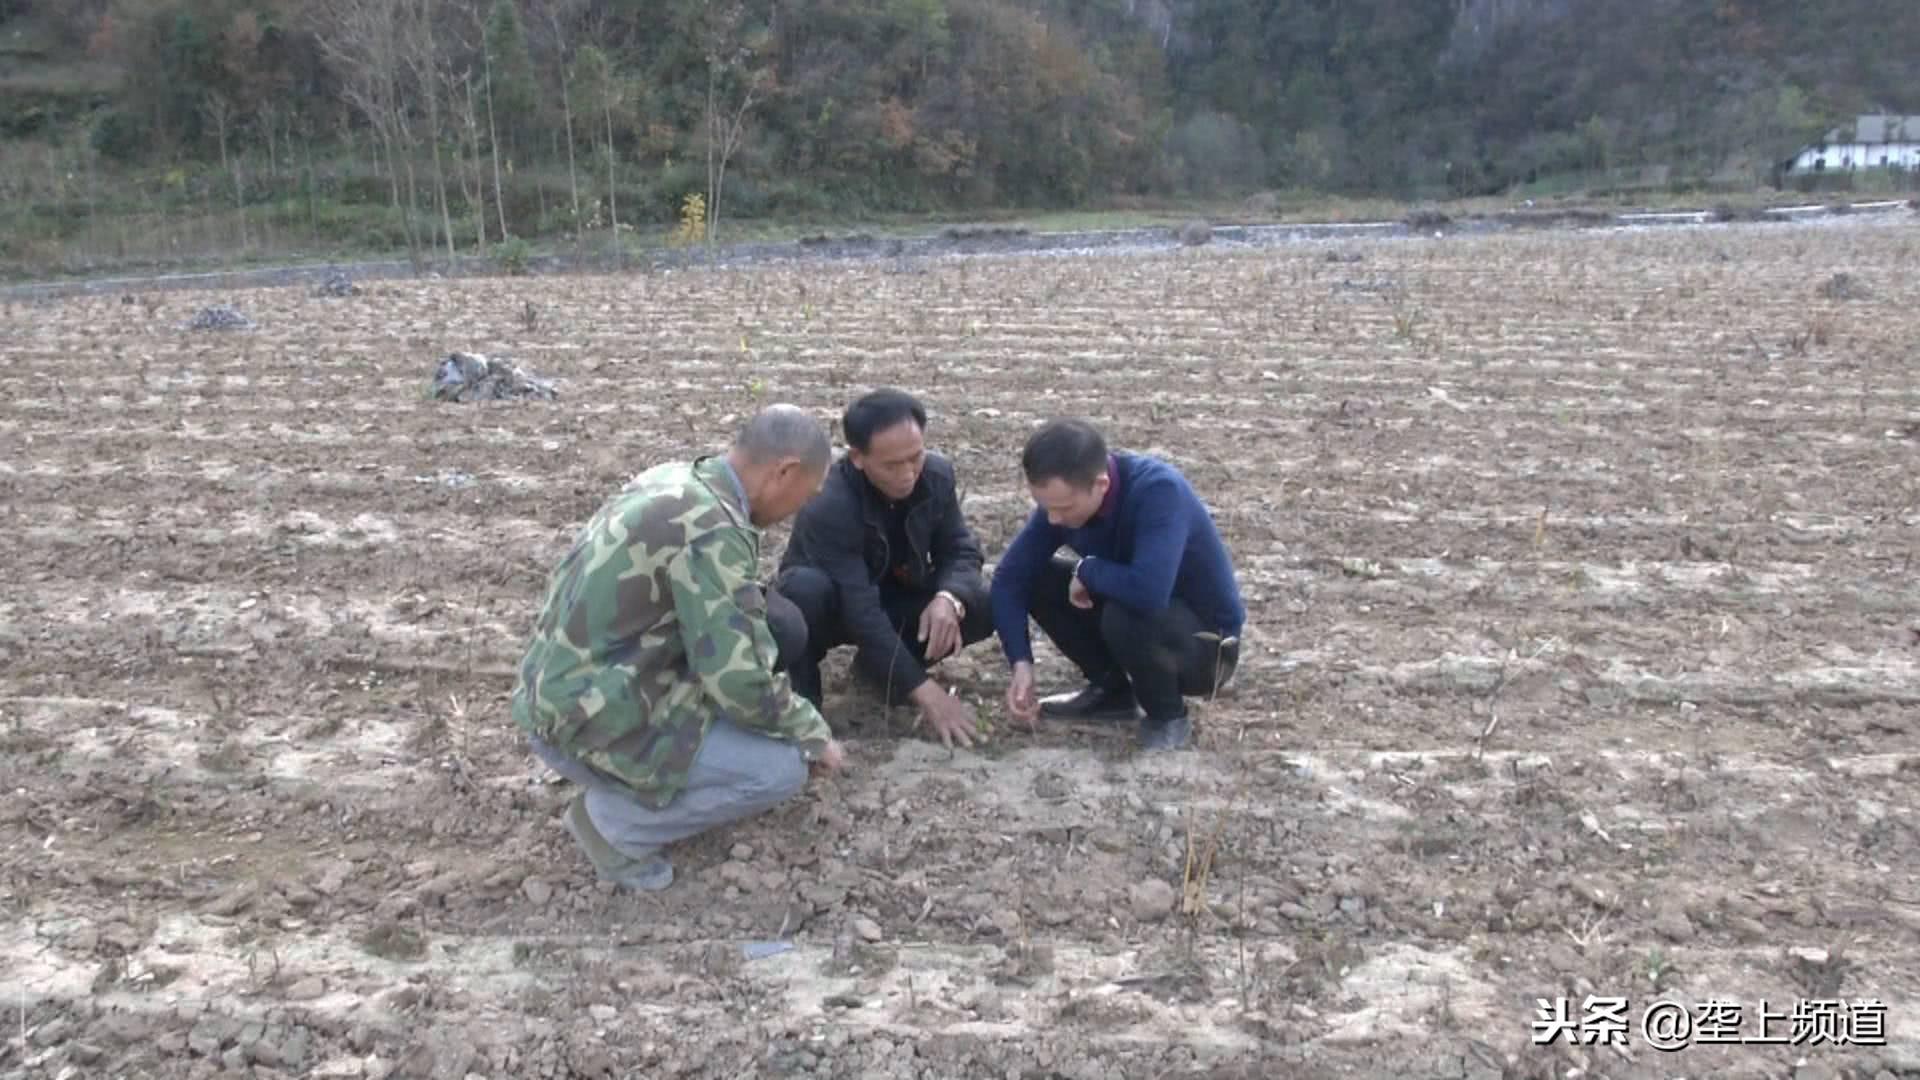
[
  {"left": 1030, "top": 554, "right": 1233, "bottom": 722},
  {"left": 767, "top": 566, "right": 994, "bottom": 707},
  {"left": 765, "top": 587, "right": 808, "bottom": 677}
]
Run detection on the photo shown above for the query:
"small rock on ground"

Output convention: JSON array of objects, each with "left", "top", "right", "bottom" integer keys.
[
  {"left": 1652, "top": 905, "right": 1695, "bottom": 942},
  {"left": 1129, "top": 879, "right": 1177, "bottom": 921},
  {"left": 522, "top": 877, "right": 553, "bottom": 906}
]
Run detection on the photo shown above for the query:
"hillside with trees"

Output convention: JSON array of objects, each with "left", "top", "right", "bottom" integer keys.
[{"left": 0, "top": 0, "right": 1913, "bottom": 277}]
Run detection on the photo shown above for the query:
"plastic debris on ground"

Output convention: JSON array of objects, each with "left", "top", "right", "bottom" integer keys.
[
  {"left": 185, "top": 304, "right": 254, "bottom": 331},
  {"left": 429, "top": 351, "right": 558, "bottom": 403},
  {"left": 314, "top": 272, "right": 360, "bottom": 297},
  {"left": 740, "top": 941, "right": 795, "bottom": 961}
]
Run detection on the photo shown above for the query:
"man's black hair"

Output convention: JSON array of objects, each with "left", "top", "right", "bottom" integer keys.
[
  {"left": 843, "top": 388, "right": 927, "bottom": 453},
  {"left": 1021, "top": 418, "right": 1108, "bottom": 489}
]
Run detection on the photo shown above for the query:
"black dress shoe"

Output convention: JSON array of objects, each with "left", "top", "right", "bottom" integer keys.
[
  {"left": 1195, "top": 633, "right": 1241, "bottom": 693},
  {"left": 1039, "top": 680, "right": 1142, "bottom": 721}
]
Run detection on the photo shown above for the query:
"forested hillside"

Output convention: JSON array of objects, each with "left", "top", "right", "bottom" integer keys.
[{"left": 1, "top": 0, "right": 1913, "bottom": 274}]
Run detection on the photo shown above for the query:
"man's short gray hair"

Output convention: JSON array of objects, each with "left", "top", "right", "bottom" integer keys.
[{"left": 734, "top": 403, "right": 831, "bottom": 470}]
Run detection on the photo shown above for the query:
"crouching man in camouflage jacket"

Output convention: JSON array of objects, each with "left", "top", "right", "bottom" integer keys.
[{"left": 511, "top": 405, "right": 846, "bottom": 892}]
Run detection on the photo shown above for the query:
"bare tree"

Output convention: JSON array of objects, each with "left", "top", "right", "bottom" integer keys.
[
  {"left": 201, "top": 92, "right": 245, "bottom": 249},
  {"left": 257, "top": 102, "right": 281, "bottom": 182},
  {"left": 399, "top": 1, "right": 456, "bottom": 263},
  {"left": 530, "top": 0, "right": 587, "bottom": 242},
  {"left": 705, "top": 59, "right": 766, "bottom": 248},
  {"left": 702, "top": 4, "right": 771, "bottom": 247},
  {"left": 478, "top": 9, "right": 509, "bottom": 241},
  {"left": 452, "top": 68, "right": 490, "bottom": 253},
  {"left": 571, "top": 44, "right": 619, "bottom": 249},
  {"left": 558, "top": 52, "right": 579, "bottom": 242},
  {"left": 600, "top": 60, "right": 619, "bottom": 245},
  {"left": 311, "top": 0, "right": 421, "bottom": 265}
]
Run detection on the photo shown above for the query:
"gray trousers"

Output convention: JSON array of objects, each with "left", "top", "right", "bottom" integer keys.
[{"left": 528, "top": 720, "right": 808, "bottom": 859}]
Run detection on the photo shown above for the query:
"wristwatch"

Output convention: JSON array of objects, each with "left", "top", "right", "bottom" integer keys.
[{"left": 935, "top": 590, "right": 965, "bottom": 619}]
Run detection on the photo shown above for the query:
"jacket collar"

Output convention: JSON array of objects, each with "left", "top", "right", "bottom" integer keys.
[
  {"left": 839, "top": 453, "right": 928, "bottom": 521},
  {"left": 693, "top": 454, "right": 754, "bottom": 530}
]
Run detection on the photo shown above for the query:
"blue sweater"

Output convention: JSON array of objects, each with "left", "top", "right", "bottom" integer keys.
[{"left": 991, "top": 452, "right": 1247, "bottom": 664}]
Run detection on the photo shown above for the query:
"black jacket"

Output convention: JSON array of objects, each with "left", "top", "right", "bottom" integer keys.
[{"left": 778, "top": 452, "right": 987, "bottom": 693}]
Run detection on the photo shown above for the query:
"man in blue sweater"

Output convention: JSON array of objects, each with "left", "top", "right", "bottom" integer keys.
[{"left": 990, "top": 418, "right": 1246, "bottom": 751}]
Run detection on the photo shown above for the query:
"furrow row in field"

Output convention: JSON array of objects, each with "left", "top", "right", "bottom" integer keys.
[
  {"left": 6, "top": 277, "right": 1910, "bottom": 331},
  {"left": 7, "top": 692, "right": 1918, "bottom": 912},
  {"left": 7, "top": 459, "right": 1909, "bottom": 532},
  {"left": 6, "top": 342, "right": 1915, "bottom": 391},
  {"left": 8, "top": 646, "right": 1912, "bottom": 784},
  {"left": 3, "top": 303, "right": 1905, "bottom": 341},
  {"left": 27, "top": 294, "right": 1872, "bottom": 337},
  {"left": 6, "top": 296, "right": 1906, "bottom": 335},
  {"left": 9, "top": 512, "right": 1911, "bottom": 605},
  {"left": 12, "top": 549, "right": 1913, "bottom": 615},
  {"left": 1240, "top": 553, "right": 1920, "bottom": 614},
  {"left": 5, "top": 418, "right": 1915, "bottom": 491},
  {"left": 5, "top": 910, "right": 1914, "bottom": 1080},
  {"left": 13, "top": 545, "right": 1919, "bottom": 663},
  {"left": 12, "top": 493, "right": 1910, "bottom": 543},
  {"left": 6, "top": 432, "right": 1911, "bottom": 501},
  {"left": 9, "top": 690, "right": 1917, "bottom": 789},
  {"left": 12, "top": 577, "right": 1918, "bottom": 731},
  {"left": 5, "top": 391, "right": 1917, "bottom": 437},
  {"left": 2, "top": 916, "right": 1307, "bottom": 1073},
  {"left": 13, "top": 265, "right": 1907, "bottom": 296}
]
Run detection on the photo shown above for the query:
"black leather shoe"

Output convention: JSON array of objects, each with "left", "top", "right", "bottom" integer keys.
[
  {"left": 1139, "top": 714, "right": 1193, "bottom": 751},
  {"left": 1039, "top": 681, "right": 1142, "bottom": 721},
  {"left": 1195, "top": 633, "right": 1240, "bottom": 694}
]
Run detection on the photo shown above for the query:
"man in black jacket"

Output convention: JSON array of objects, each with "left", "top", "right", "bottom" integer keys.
[{"left": 768, "top": 389, "right": 995, "bottom": 748}]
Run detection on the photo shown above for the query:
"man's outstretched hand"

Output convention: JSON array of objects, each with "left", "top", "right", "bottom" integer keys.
[
  {"left": 910, "top": 681, "right": 979, "bottom": 749},
  {"left": 1006, "top": 661, "right": 1040, "bottom": 730},
  {"left": 1069, "top": 575, "right": 1093, "bottom": 609},
  {"left": 917, "top": 594, "right": 963, "bottom": 662},
  {"left": 929, "top": 692, "right": 980, "bottom": 749},
  {"left": 810, "top": 738, "right": 847, "bottom": 778}
]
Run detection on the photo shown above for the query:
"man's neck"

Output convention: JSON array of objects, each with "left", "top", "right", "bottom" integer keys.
[
  {"left": 1095, "top": 454, "right": 1122, "bottom": 518},
  {"left": 719, "top": 450, "right": 755, "bottom": 518},
  {"left": 861, "top": 471, "right": 916, "bottom": 511}
]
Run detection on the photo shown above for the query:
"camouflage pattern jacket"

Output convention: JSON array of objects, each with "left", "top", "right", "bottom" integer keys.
[{"left": 511, "top": 455, "right": 832, "bottom": 808}]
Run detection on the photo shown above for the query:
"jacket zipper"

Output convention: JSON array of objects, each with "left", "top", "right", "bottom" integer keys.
[{"left": 868, "top": 493, "right": 937, "bottom": 582}]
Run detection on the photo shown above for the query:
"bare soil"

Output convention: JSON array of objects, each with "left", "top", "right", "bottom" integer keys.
[{"left": 4, "top": 215, "right": 1919, "bottom": 1080}]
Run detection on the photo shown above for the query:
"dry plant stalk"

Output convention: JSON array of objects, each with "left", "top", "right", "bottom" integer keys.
[{"left": 1180, "top": 774, "right": 1247, "bottom": 918}]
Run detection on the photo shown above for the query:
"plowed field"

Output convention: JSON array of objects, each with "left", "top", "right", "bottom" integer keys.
[{"left": 5, "top": 216, "right": 1920, "bottom": 1080}]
